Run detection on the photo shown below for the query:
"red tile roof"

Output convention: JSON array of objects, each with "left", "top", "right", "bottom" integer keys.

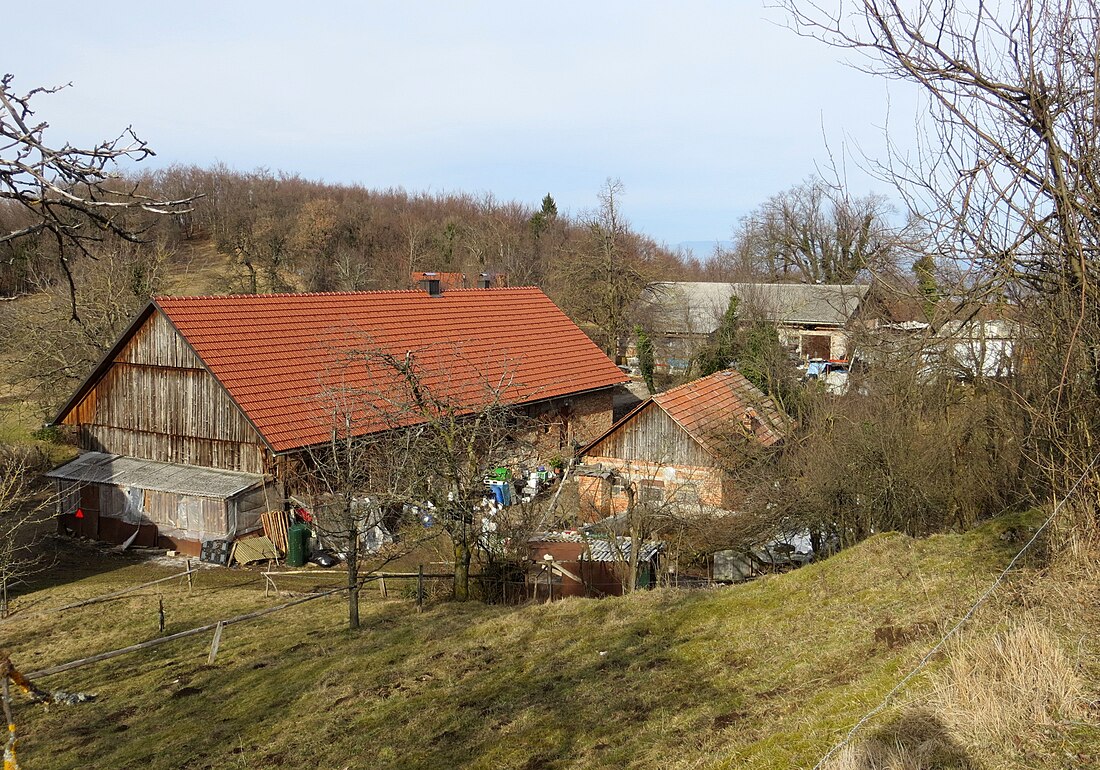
[
  {"left": 154, "top": 288, "right": 625, "bottom": 452},
  {"left": 652, "top": 369, "right": 792, "bottom": 452}
]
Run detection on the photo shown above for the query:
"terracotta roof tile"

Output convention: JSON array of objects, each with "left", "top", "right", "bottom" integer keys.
[
  {"left": 155, "top": 288, "right": 626, "bottom": 452},
  {"left": 652, "top": 369, "right": 792, "bottom": 453}
]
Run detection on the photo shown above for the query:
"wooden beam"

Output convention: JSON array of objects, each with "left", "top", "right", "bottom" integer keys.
[{"left": 2, "top": 568, "right": 198, "bottom": 622}]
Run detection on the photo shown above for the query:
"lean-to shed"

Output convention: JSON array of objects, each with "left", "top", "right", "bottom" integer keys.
[
  {"left": 46, "top": 452, "right": 277, "bottom": 552},
  {"left": 527, "top": 532, "right": 664, "bottom": 598}
]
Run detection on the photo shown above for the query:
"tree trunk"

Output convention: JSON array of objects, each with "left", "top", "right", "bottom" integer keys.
[
  {"left": 810, "top": 530, "right": 822, "bottom": 561},
  {"left": 453, "top": 538, "right": 471, "bottom": 601},
  {"left": 346, "top": 529, "right": 360, "bottom": 630},
  {"left": 624, "top": 484, "right": 639, "bottom": 593}
]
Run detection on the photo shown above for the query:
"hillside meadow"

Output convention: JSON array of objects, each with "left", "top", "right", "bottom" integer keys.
[{"left": 2, "top": 512, "right": 1095, "bottom": 769}]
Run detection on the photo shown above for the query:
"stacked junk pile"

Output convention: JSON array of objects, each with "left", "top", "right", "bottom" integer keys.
[
  {"left": 210, "top": 464, "right": 562, "bottom": 569},
  {"left": 199, "top": 509, "right": 325, "bottom": 568},
  {"left": 208, "top": 502, "right": 392, "bottom": 569}
]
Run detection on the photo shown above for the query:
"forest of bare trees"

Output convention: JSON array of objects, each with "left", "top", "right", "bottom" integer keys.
[{"left": 0, "top": 156, "right": 721, "bottom": 418}]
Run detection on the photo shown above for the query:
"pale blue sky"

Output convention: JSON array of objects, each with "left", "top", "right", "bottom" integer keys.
[{"left": 20, "top": 1, "right": 917, "bottom": 250}]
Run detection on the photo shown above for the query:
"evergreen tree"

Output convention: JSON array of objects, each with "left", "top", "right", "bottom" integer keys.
[
  {"left": 634, "top": 324, "right": 656, "bottom": 393},
  {"left": 696, "top": 295, "right": 740, "bottom": 376},
  {"left": 913, "top": 254, "right": 940, "bottom": 317}
]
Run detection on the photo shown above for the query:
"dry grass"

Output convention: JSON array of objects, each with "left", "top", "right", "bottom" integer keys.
[
  {"left": 828, "top": 538, "right": 1100, "bottom": 770},
  {"left": 934, "top": 617, "right": 1084, "bottom": 747}
]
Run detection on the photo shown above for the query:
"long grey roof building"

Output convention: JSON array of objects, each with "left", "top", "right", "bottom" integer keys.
[{"left": 646, "top": 282, "right": 870, "bottom": 334}]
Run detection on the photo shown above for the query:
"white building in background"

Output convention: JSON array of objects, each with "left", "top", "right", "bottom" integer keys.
[{"left": 876, "top": 318, "right": 1018, "bottom": 380}]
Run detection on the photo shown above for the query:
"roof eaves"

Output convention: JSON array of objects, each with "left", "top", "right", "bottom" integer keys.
[{"left": 517, "top": 381, "right": 627, "bottom": 412}]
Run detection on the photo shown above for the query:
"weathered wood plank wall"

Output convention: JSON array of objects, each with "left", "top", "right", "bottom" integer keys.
[
  {"left": 61, "top": 312, "right": 269, "bottom": 473},
  {"left": 586, "top": 402, "right": 715, "bottom": 468}
]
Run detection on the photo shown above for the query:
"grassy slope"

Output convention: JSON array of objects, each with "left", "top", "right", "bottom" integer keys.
[{"left": 5, "top": 513, "right": 1089, "bottom": 770}]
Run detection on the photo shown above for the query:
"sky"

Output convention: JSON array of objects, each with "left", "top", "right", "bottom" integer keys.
[{"left": 19, "top": 1, "right": 920, "bottom": 253}]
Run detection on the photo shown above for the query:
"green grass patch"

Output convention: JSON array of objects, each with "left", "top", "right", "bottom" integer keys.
[{"left": 1, "top": 514, "right": 1058, "bottom": 769}]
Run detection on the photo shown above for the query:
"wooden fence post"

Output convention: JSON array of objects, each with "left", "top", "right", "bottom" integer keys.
[
  {"left": 379, "top": 575, "right": 387, "bottom": 599},
  {"left": 158, "top": 597, "right": 165, "bottom": 634},
  {"left": 186, "top": 559, "right": 193, "bottom": 593},
  {"left": 416, "top": 565, "right": 424, "bottom": 613},
  {"left": 208, "top": 621, "right": 224, "bottom": 664}
]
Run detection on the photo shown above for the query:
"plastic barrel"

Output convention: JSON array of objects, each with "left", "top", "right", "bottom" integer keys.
[{"left": 287, "top": 521, "right": 310, "bottom": 567}]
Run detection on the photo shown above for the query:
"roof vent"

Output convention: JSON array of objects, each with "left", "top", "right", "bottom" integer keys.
[
  {"left": 421, "top": 272, "right": 443, "bottom": 297},
  {"left": 477, "top": 273, "right": 492, "bottom": 289}
]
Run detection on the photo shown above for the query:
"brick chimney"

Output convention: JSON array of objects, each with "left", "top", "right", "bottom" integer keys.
[{"left": 421, "top": 272, "right": 443, "bottom": 297}]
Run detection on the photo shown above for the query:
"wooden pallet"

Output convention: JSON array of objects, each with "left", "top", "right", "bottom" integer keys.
[{"left": 260, "top": 511, "right": 291, "bottom": 556}]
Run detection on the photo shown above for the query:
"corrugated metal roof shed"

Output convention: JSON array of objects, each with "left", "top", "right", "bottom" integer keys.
[
  {"left": 648, "top": 281, "right": 870, "bottom": 333},
  {"left": 530, "top": 531, "right": 664, "bottom": 562},
  {"left": 154, "top": 288, "right": 627, "bottom": 452},
  {"left": 46, "top": 452, "right": 264, "bottom": 499}
]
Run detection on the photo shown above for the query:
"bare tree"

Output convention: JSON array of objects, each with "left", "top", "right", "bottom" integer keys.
[
  {"left": 0, "top": 74, "right": 193, "bottom": 314},
  {"left": 550, "top": 179, "right": 649, "bottom": 359},
  {"left": 0, "top": 448, "right": 54, "bottom": 617},
  {"left": 0, "top": 242, "right": 173, "bottom": 415},
  {"left": 733, "top": 177, "right": 898, "bottom": 283},
  {"left": 778, "top": 0, "right": 1100, "bottom": 535},
  {"left": 302, "top": 346, "right": 539, "bottom": 611},
  {"left": 299, "top": 406, "right": 425, "bottom": 630}
]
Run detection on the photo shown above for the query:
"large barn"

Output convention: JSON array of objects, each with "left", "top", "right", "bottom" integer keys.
[
  {"left": 48, "top": 286, "right": 627, "bottom": 554},
  {"left": 642, "top": 281, "right": 871, "bottom": 370}
]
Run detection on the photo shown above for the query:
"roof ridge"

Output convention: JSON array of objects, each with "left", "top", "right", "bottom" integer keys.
[
  {"left": 653, "top": 368, "right": 746, "bottom": 403},
  {"left": 155, "top": 286, "right": 543, "bottom": 302}
]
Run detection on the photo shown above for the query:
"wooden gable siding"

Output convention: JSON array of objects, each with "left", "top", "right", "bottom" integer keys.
[
  {"left": 586, "top": 401, "right": 715, "bottom": 468},
  {"left": 61, "top": 312, "right": 269, "bottom": 474}
]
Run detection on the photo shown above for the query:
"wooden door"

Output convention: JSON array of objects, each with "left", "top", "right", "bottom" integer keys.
[{"left": 801, "top": 333, "right": 832, "bottom": 360}]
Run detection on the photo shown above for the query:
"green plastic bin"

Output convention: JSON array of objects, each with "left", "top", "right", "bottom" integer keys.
[{"left": 287, "top": 521, "right": 310, "bottom": 567}]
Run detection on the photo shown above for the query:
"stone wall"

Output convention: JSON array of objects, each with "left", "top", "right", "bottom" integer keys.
[{"left": 525, "top": 387, "right": 615, "bottom": 459}]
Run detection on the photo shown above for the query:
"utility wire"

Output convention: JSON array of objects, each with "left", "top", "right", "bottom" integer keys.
[{"left": 811, "top": 455, "right": 1099, "bottom": 770}]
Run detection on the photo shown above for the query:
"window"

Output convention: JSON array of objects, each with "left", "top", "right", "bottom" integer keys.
[{"left": 639, "top": 480, "right": 665, "bottom": 503}]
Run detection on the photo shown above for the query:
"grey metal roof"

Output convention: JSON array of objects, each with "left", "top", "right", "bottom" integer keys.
[
  {"left": 646, "top": 282, "right": 870, "bottom": 333},
  {"left": 530, "top": 531, "right": 664, "bottom": 562},
  {"left": 46, "top": 452, "right": 264, "bottom": 500}
]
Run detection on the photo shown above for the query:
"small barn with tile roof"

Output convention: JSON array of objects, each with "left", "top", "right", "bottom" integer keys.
[
  {"left": 577, "top": 369, "right": 792, "bottom": 517},
  {"left": 49, "top": 286, "right": 626, "bottom": 553}
]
